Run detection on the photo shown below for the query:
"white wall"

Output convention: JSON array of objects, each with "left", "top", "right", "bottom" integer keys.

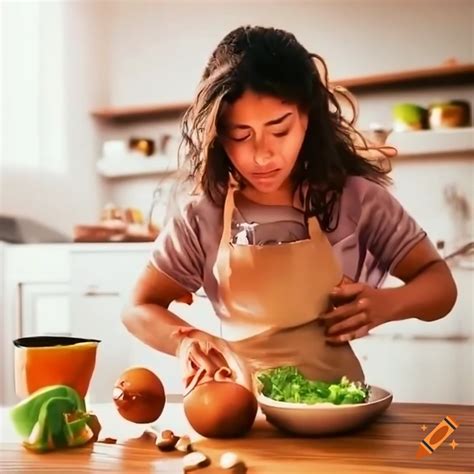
[
  {"left": 1, "top": 1, "right": 109, "bottom": 237},
  {"left": 105, "top": 0, "right": 473, "bottom": 106},
  {"left": 391, "top": 157, "right": 473, "bottom": 248}
]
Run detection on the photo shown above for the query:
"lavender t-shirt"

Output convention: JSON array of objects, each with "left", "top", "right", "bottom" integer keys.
[{"left": 150, "top": 176, "right": 426, "bottom": 315}]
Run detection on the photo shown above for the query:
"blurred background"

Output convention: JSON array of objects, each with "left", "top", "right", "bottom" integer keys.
[{"left": 1, "top": 0, "right": 473, "bottom": 406}]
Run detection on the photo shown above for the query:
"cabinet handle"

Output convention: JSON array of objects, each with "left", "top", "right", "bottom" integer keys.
[
  {"left": 83, "top": 286, "right": 120, "bottom": 297},
  {"left": 411, "top": 334, "right": 470, "bottom": 342}
]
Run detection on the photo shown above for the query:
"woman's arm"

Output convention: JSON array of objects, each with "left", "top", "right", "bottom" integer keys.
[
  {"left": 121, "top": 263, "right": 194, "bottom": 356},
  {"left": 386, "top": 236, "right": 457, "bottom": 322},
  {"left": 122, "top": 263, "right": 229, "bottom": 373},
  {"left": 321, "top": 237, "right": 457, "bottom": 343}
]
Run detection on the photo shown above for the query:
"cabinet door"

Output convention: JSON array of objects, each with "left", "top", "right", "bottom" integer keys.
[
  {"left": 351, "top": 335, "right": 474, "bottom": 404},
  {"left": 1, "top": 244, "right": 71, "bottom": 405},
  {"left": 19, "top": 282, "right": 71, "bottom": 337},
  {"left": 70, "top": 250, "right": 149, "bottom": 403}
]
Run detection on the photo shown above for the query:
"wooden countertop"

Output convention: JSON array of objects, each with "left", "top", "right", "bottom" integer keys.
[{"left": 1, "top": 402, "right": 472, "bottom": 473}]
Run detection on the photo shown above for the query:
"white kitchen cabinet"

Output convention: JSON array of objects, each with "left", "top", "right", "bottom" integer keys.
[
  {"left": 351, "top": 334, "right": 474, "bottom": 405},
  {"left": 70, "top": 246, "right": 150, "bottom": 403},
  {"left": 19, "top": 283, "right": 71, "bottom": 336},
  {"left": 70, "top": 245, "right": 220, "bottom": 402},
  {"left": 0, "top": 244, "right": 6, "bottom": 405},
  {"left": 1, "top": 244, "right": 71, "bottom": 405}
]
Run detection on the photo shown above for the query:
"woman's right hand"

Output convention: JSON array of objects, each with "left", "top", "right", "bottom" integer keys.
[{"left": 173, "top": 328, "right": 231, "bottom": 389}]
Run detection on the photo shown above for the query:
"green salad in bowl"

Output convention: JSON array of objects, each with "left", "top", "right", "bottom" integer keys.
[
  {"left": 255, "top": 366, "right": 392, "bottom": 435},
  {"left": 256, "top": 366, "right": 370, "bottom": 405}
]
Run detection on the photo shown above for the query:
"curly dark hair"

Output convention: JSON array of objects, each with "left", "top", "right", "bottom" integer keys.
[{"left": 180, "top": 25, "right": 394, "bottom": 232}]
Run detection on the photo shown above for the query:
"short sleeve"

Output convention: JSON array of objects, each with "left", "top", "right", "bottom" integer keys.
[
  {"left": 361, "top": 182, "right": 427, "bottom": 276},
  {"left": 150, "top": 202, "right": 204, "bottom": 293}
]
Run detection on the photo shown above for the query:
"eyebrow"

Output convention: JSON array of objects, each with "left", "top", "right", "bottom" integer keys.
[{"left": 231, "top": 112, "right": 293, "bottom": 129}]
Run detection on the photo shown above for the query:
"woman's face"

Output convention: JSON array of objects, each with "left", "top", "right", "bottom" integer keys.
[{"left": 219, "top": 89, "right": 308, "bottom": 194}]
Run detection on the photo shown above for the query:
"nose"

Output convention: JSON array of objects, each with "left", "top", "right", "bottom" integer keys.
[{"left": 253, "top": 135, "right": 273, "bottom": 166}]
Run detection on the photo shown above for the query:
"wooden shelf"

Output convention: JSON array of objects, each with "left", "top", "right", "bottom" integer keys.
[
  {"left": 91, "top": 63, "right": 473, "bottom": 121},
  {"left": 96, "top": 155, "right": 178, "bottom": 178},
  {"left": 388, "top": 127, "right": 473, "bottom": 157},
  {"left": 91, "top": 101, "right": 190, "bottom": 121},
  {"left": 335, "top": 63, "right": 474, "bottom": 93}
]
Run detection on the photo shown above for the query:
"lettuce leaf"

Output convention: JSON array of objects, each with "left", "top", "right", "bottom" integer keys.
[{"left": 257, "top": 366, "right": 369, "bottom": 405}]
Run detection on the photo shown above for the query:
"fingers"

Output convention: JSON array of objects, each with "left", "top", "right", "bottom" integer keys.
[
  {"left": 186, "top": 340, "right": 229, "bottom": 377},
  {"left": 188, "top": 342, "right": 217, "bottom": 374},
  {"left": 322, "top": 295, "right": 371, "bottom": 344},
  {"left": 326, "top": 324, "right": 370, "bottom": 344},
  {"left": 206, "top": 346, "right": 229, "bottom": 370},
  {"left": 325, "top": 312, "right": 368, "bottom": 336},
  {"left": 321, "top": 297, "right": 369, "bottom": 322},
  {"left": 330, "top": 283, "right": 365, "bottom": 304}
]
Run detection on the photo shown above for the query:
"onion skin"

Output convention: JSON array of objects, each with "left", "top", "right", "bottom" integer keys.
[
  {"left": 184, "top": 381, "right": 258, "bottom": 438},
  {"left": 113, "top": 368, "right": 166, "bottom": 423}
]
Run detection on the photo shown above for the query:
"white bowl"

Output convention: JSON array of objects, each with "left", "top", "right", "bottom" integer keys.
[{"left": 257, "top": 385, "right": 393, "bottom": 435}]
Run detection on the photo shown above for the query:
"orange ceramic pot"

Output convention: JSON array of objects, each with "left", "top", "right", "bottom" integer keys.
[{"left": 13, "top": 336, "right": 100, "bottom": 398}]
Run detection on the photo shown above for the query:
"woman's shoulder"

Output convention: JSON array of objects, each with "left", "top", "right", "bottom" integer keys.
[
  {"left": 343, "top": 175, "right": 387, "bottom": 200},
  {"left": 333, "top": 176, "right": 389, "bottom": 236},
  {"left": 338, "top": 176, "right": 369, "bottom": 220},
  {"left": 165, "top": 190, "right": 223, "bottom": 229},
  {"left": 340, "top": 175, "right": 404, "bottom": 228}
]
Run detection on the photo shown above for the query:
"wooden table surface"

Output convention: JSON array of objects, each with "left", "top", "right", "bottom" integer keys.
[{"left": 1, "top": 401, "right": 472, "bottom": 473}]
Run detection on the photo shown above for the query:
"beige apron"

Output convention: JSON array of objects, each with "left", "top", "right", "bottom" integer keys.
[{"left": 213, "top": 185, "right": 364, "bottom": 383}]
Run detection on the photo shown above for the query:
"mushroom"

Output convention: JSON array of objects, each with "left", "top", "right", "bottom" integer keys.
[{"left": 156, "top": 429, "right": 179, "bottom": 451}]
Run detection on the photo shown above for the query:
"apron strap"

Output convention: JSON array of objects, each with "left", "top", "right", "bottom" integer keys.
[
  {"left": 219, "top": 181, "right": 238, "bottom": 247},
  {"left": 292, "top": 182, "right": 323, "bottom": 241},
  {"left": 214, "top": 183, "right": 236, "bottom": 307},
  {"left": 307, "top": 215, "right": 323, "bottom": 240}
]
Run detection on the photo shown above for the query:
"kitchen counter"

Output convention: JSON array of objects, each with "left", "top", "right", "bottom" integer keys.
[{"left": 1, "top": 401, "right": 472, "bottom": 473}]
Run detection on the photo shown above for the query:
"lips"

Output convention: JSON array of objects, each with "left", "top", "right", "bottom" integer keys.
[{"left": 252, "top": 169, "right": 280, "bottom": 178}]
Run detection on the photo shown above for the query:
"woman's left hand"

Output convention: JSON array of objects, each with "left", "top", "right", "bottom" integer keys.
[{"left": 320, "top": 281, "right": 394, "bottom": 344}]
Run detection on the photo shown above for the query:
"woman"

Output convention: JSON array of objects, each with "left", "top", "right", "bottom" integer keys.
[{"left": 122, "top": 26, "right": 456, "bottom": 386}]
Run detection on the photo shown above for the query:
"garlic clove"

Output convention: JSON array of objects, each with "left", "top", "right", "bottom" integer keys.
[
  {"left": 219, "top": 452, "right": 247, "bottom": 472},
  {"left": 175, "top": 434, "right": 192, "bottom": 453},
  {"left": 183, "top": 451, "right": 210, "bottom": 471}
]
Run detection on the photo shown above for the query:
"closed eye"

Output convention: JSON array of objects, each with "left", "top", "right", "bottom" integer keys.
[
  {"left": 231, "top": 135, "right": 251, "bottom": 142},
  {"left": 273, "top": 130, "right": 289, "bottom": 137}
]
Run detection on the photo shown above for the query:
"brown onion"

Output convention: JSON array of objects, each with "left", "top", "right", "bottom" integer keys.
[
  {"left": 113, "top": 367, "right": 166, "bottom": 423},
  {"left": 176, "top": 328, "right": 258, "bottom": 438},
  {"left": 184, "top": 378, "right": 258, "bottom": 438}
]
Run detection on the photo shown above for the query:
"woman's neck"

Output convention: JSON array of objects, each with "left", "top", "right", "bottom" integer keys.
[{"left": 240, "top": 182, "right": 295, "bottom": 206}]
